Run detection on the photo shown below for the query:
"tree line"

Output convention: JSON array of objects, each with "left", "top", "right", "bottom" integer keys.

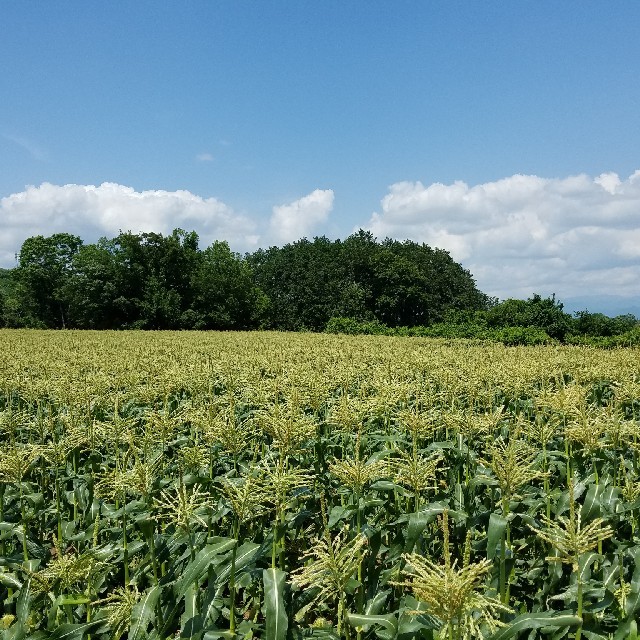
[
  {"left": 0, "top": 228, "right": 637, "bottom": 343},
  {"left": 0, "top": 229, "right": 488, "bottom": 331}
]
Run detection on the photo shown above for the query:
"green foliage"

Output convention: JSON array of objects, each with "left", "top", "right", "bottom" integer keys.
[
  {"left": 188, "top": 241, "right": 268, "bottom": 330},
  {"left": 249, "top": 231, "right": 488, "bottom": 331},
  {"left": 3, "top": 230, "right": 266, "bottom": 330},
  {"left": 13, "top": 233, "right": 83, "bottom": 328},
  {"left": 2, "top": 230, "right": 637, "bottom": 342},
  {"left": 325, "top": 317, "right": 390, "bottom": 336},
  {"left": 324, "top": 317, "right": 555, "bottom": 345},
  {"left": 486, "top": 294, "right": 572, "bottom": 340},
  {"left": 1, "top": 330, "right": 639, "bottom": 638},
  {"left": 0, "top": 268, "right": 43, "bottom": 328},
  {"left": 572, "top": 311, "right": 638, "bottom": 337},
  {"left": 567, "top": 324, "right": 640, "bottom": 348},
  {"left": 491, "top": 325, "right": 555, "bottom": 346},
  {"left": 0, "top": 332, "right": 640, "bottom": 640}
]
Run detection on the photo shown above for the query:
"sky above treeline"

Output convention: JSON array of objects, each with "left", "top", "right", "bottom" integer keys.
[{"left": 1, "top": 2, "right": 639, "bottom": 315}]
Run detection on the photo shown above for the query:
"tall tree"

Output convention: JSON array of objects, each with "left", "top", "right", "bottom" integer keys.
[
  {"left": 247, "top": 237, "right": 347, "bottom": 331},
  {"left": 14, "top": 233, "right": 82, "bottom": 328},
  {"left": 187, "top": 241, "right": 267, "bottom": 329},
  {"left": 109, "top": 229, "right": 200, "bottom": 329},
  {"left": 247, "top": 231, "right": 489, "bottom": 330}
]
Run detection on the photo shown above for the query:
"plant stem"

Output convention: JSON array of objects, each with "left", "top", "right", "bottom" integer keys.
[
  {"left": 229, "top": 518, "right": 239, "bottom": 634},
  {"left": 575, "top": 573, "right": 583, "bottom": 640},
  {"left": 122, "top": 503, "right": 129, "bottom": 586},
  {"left": 20, "top": 481, "right": 29, "bottom": 562}
]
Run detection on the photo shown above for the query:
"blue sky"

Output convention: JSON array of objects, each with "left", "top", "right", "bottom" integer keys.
[{"left": 2, "top": 2, "right": 640, "bottom": 313}]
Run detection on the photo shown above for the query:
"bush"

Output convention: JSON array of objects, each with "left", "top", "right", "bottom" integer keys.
[
  {"left": 324, "top": 316, "right": 390, "bottom": 335},
  {"left": 567, "top": 325, "right": 640, "bottom": 348},
  {"left": 491, "top": 326, "right": 555, "bottom": 346},
  {"left": 486, "top": 294, "right": 572, "bottom": 340}
]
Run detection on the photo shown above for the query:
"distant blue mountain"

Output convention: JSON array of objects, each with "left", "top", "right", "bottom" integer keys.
[{"left": 561, "top": 295, "right": 640, "bottom": 318}]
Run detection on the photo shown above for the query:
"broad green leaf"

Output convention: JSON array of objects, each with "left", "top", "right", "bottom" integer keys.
[
  {"left": 55, "top": 594, "right": 91, "bottom": 606},
  {"left": 405, "top": 505, "right": 465, "bottom": 552},
  {"left": 328, "top": 504, "right": 356, "bottom": 527},
  {"left": 613, "top": 619, "right": 637, "bottom": 640},
  {"left": 626, "top": 581, "right": 640, "bottom": 618},
  {"left": 487, "top": 512, "right": 508, "bottom": 560},
  {"left": 625, "top": 545, "right": 640, "bottom": 617},
  {"left": 347, "top": 613, "right": 397, "bottom": 640},
  {"left": 16, "top": 578, "right": 32, "bottom": 625},
  {"left": 203, "top": 631, "right": 238, "bottom": 640},
  {"left": 365, "top": 590, "right": 391, "bottom": 615},
  {"left": 290, "top": 627, "right": 340, "bottom": 640},
  {"left": 556, "top": 481, "right": 586, "bottom": 516},
  {"left": 263, "top": 568, "right": 288, "bottom": 640},
  {"left": 49, "top": 621, "right": 103, "bottom": 640},
  {"left": 184, "top": 582, "right": 198, "bottom": 620},
  {"left": 180, "top": 583, "right": 203, "bottom": 639},
  {"left": 487, "top": 612, "right": 582, "bottom": 640},
  {"left": 582, "top": 484, "right": 606, "bottom": 521},
  {"left": 201, "top": 583, "right": 225, "bottom": 627},
  {"left": 215, "top": 541, "right": 261, "bottom": 584},
  {"left": 0, "top": 572, "right": 21, "bottom": 589},
  {"left": 129, "top": 584, "right": 161, "bottom": 640},
  {"left": 2, "top": 621, "right": 28, "bottom": 640},
  {"left": 369, "top": 480, "right": 403, "bottom": 492},
  {"left": 175, "top": 538, "right": 236, "bottom": 598},
  {"left": 396, "top": 608, "right": 437, "bottom": 638},
  {"left": 581, "top": 631, "right": 608, "bottom": 640},
  {"left": 577, "top": 552, "right": 600, "bottom": 582}
]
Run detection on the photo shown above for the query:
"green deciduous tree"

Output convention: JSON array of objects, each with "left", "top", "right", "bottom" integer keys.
[
  {"left": 14, "top": 233, "right": 83, "bottom": 328},
  {"left": 486, "top": 294, "right": 572, "bottom": 340},
  {"left": 248, "top": 231, "right": 488, "bottom": 331},
  {"left": 187, "top": 240, "right": 268, "bottom": 329}
]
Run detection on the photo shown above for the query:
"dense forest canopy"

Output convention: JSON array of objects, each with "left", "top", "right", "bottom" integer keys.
[{"left": 0, "top": 228, "right": 637, "bottom": 342}]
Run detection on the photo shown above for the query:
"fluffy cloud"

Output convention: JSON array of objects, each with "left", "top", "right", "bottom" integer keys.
[
  {"left": 0, "top": 182, "right": 259, "bottom": 265},
  {"left": 269, "top": 189, "right": 334, "bottom": 244},
  {"left": 366, "top": 171, "right": 640, "bottom": 299}
]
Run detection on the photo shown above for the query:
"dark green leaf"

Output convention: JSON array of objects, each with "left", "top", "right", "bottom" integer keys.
[
  {"left": 263, "top": 568, "right": 288, "bottom": 640},
  {"left": 176, "top": 538, "right": 236, "bottom": 598},
  {"left": 487, "top": 612, "right": 582, "bottom": 640},
  {"left": 487, "top": 513, "right": 508, "bottom": 560},
  {"left": 129, "top": 584, "right": 161, "bottom": 640}
]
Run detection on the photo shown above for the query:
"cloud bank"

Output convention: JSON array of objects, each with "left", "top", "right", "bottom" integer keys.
[
  {"left": 0, "top": 182, "right": 259, "bottom": 265},
  {"left": 269, "top": 189, "right": 334, "bottom": 244},
  {"left": 1, "top": 174, "right": 639, "bottom": 305},
  {"left": 365, "top": 171, "right": 640, "bottom": 299}
]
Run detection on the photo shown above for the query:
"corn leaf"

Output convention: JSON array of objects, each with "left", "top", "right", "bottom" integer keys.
[{"left": 263, "top": 568, "right": 288, "bottom": 640}]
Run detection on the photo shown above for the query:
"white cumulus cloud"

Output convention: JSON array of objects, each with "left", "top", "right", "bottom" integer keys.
[
  {"left": 365, "top": 171, "right": 640, "bottom": 300},
  {"left": 0, "top": 182, "right": 259, "bottom": 266},
  {"left": 269, "top": 189, "right": 334, "bottom": 244}
]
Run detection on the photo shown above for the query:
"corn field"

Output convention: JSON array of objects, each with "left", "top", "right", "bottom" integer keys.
[{"left": 1, "top": 330, "right": 640, "bottom": 640}]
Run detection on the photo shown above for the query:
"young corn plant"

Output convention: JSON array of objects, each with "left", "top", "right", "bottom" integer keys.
[
  {"left": 0, "top": 443, "right": 43, "bottom": 563},
  {"left": 259, "top": 455, "right": 312, "bottom": 570},
  {"left": 291, "top": 512, "right": 368, "bottom": 639},
  {"left": 481, "top": 436, "right": 544, "bottom": 605},
  {"left": 395, "top": 511, "right": 512, "bottom": 640},
  {"left": 220, "top": 469, "right": 268, "bottom": 634},
  {"left": 530, "top": 479, "right": 613, "bottom": 640}
]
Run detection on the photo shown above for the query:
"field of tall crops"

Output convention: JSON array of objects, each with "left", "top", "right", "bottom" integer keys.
[{"left": 1, "top": 330, "right": 640, "bottom": 640}]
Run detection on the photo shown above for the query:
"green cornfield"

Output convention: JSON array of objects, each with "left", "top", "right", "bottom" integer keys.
[{"left": 1, "top": 330, "right": 639, "bottom": 640}]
